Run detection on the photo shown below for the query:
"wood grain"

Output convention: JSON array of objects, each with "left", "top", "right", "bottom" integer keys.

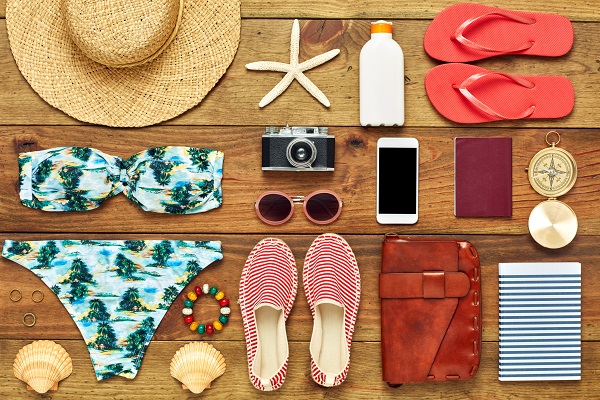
[
  {"left": 1, "top": 0, "right": 599, "bottom": 21},
  {"left": 1, "top": 340, "right": 598, "bottom": 399},
  {"left": 1, "top": 234, "right": 598, "bottom": 342},
  {"left": 1, "top": 126, "right": 598, "bottom": 235},
  {"left": 0, "top": 20, "right": 598, "bottom": 127}
]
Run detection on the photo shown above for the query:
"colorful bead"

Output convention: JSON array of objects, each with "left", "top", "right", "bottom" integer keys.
[
  {"left": 194, "top": 286, "right": 202, "bottom": 296},
  {"left": 197, "top": 324, "right": 206, "bottom": 334},
  {"left": 182, "top": 308, "right": 193, "bottom": 316},
  {"left": 189, "top": 321, "right": 199, "bottom": 331},
  {"left": 187, "top": 292, "right": 197, "bottom": 301},
  {"left": 202, "top": 284, "right": 209, "bottom": 294},
  {"left": 214, "top": 290, "right": 225, "bottom": 301},
  {"left": 219, "top": 314, "right": 229, "bottom": 324},
  {"left": 209, "top": 286, "right": 218, "bottom": 296},
  {"left": 213, "top": 321, "right": 223, "bottom": 331},
  {"left": 219, "top": 298, "right": 230, "bottom": 307},
  {"left": 206, "top": 324, "right": 214, "bottom": 334},
  {"left": 184, "top": 315, "right": 194, "bottom": 324},
  {"left": 184, "top": 299, "right": 193, "bottom": 308},
  {"left": 220, "top": 306, "right": 231, "bottom": 315}
]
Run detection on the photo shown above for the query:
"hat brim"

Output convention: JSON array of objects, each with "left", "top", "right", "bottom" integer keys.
[{"left": 6, "top": 0, "right": 241, "bottom": 127}]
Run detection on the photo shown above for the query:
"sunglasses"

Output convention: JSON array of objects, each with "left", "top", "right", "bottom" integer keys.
[{"left": 255, "top": 190, "right": 343, "bottom": 225}]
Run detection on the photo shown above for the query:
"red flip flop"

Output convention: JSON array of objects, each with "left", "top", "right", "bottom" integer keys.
[
  {"left": 424, "top": 3, "right": 573, "bottom": 62},
  {"left": 425, "top": 63, "right": 574, "bottom": 124}
]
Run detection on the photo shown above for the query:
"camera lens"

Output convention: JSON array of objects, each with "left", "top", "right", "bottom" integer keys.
[
  {"left": 286, "top": 138, "right": 317, "bottom": 168},
  {"left": 294, "top": 146, "right": 309, "bottom": 161}
]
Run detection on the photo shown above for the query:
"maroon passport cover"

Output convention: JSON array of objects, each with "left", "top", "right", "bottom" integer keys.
[{"left": 454, "top": 137, "right": 512, "bottom": 217}]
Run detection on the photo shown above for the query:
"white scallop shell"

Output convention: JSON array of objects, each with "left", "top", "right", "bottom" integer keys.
[
  {"left": 13, "top": 340, "right": 73, "bottom": 394},
  {"left": 170, "top": 341, "right": 226, "bottom": 394}
]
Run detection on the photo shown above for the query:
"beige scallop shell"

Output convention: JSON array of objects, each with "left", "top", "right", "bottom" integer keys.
[
  {"left": 13, "top": 340, "right": 73, "bottom": 394},
  {"left": 170, "top": 341, "right": 226, "bottom": 394}
]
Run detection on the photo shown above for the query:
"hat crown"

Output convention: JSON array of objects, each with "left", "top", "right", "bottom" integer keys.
[{"left": 63, "top": 0, "right": 181, "bottom": 67}]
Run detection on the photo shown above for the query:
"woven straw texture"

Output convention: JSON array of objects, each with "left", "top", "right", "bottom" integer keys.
[
  {"left": 6, "top": 0, "right": 241, "bottom": 127},
  {"left": 64, "top": 0, "right": 183, "bottom": 68}
]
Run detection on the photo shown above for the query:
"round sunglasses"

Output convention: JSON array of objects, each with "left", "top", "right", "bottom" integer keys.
[{"left": 255, "top": 190, "right": 343, "bottom": 225}]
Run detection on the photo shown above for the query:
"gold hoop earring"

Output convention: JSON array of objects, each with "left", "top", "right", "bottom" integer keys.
[
  {"left": 31, "top": 289, "right": 44, "bottom": 303},
  {"left": 22, "top": 313, "right": 36, "bottom": 327},
  {"left": 10, "top": 289, "right": 22, "bottom": 302}
]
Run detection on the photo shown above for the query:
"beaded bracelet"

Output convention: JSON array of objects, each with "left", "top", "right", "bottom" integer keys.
[{"left": 182, "top": 284, "right": 231, "bottom": 335}]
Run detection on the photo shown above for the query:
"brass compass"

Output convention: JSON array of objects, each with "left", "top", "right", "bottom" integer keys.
[{"left": 526, "top": 131, "right": 578, "bottom": 249}]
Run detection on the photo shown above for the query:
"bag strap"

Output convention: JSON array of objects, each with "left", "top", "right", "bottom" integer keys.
[{"left": 379, "top": 271, "right": 471, "bottom": 299}]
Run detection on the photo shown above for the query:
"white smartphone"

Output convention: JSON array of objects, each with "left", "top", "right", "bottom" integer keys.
[{"left": 376, "top": 137, "right": 419, "bottom": 224}]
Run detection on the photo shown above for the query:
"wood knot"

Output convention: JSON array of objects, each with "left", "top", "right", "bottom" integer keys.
[
  {"left": 301, "top": 20, "right": 344, "bottom": 44},
  {"left": 347, "top": 137, "right": 366, "bottom": 150},
  {"left": 14, "top": 136, "right": 40, "bottom": 153},
  {"left": 404, "top": 75, "right": 416, "bottom": 85}
]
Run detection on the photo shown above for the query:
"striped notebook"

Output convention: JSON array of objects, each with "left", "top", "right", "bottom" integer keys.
[{"left": 498, "top": 262, "right": 581, "bottom": 381}]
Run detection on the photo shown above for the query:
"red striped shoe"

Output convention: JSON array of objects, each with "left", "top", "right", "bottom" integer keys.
[
  {"left": 239, "top": 238, "right": 298, "bottom": 391},
  {"left": 303, "top": 233, "right": 361, "bottom": 387}
]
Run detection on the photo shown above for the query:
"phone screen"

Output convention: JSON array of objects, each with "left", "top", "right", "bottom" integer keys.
[{"left": 378, "top": 147, "right": 417, "bottom": 214}]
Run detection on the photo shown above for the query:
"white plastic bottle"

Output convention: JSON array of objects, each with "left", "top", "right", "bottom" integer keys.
[{"left": 360, "top": 20, "right": 404, "bottom": 126}]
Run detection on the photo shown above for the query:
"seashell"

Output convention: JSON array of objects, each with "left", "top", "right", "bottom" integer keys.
[
  {"left": 170, "top": 341, "right": 226, "bottom": 394},
  {"left": 13, "top": 340, "right": 73, "bottom": 394}
]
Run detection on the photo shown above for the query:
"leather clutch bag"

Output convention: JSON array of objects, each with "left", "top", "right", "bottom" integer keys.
[{"left": 380, "top": 235, "right": 481, "bottom": 385}]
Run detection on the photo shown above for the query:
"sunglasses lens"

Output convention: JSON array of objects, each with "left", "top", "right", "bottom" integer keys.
[
  {"left": 306, "top": 192, "right": 340, "bottom": 223},
  {"left": 257, "top": 194, "right": 292, "bottom": 223}
]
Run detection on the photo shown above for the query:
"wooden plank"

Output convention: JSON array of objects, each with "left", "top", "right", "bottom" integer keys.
[
  {"left": 1, "top": 234, "right": 597, "bottom": 342},
  {"left": 0, "top": 339, "right": 597, "bottom": 399},
  {"left": 0, "top": 20, "right": 598, "bottom": 127},
  {"left": 1, "top": 0, "right": 599, "bottom": 21},
  {"left": 0, "top": 126, "right": 598, "bottom": 235}
]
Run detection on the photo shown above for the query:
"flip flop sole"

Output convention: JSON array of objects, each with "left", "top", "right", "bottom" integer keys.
[
  {"left": 424, "top": 3, "right": 573, "bottom": 62},
  {"left": 425, "top": 63, "right": 574, "bottom": 124}
]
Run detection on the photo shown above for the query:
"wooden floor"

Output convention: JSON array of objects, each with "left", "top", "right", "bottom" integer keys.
[{"left": 1, "top": 1, "right": 599, "bottom": 398}]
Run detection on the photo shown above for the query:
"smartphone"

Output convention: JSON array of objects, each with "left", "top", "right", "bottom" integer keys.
[{"left": 376, "top": 137, "right": 419, "bottom": 224}]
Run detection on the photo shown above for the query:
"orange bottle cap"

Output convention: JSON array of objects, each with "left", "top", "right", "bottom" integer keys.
[{"left": 371, "top": 20, "right": 393, "bottom": 34}]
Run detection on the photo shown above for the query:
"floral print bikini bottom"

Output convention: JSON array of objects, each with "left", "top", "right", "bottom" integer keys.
[{"left": 2, "top": 239, "right": 222, "bottom": 380}]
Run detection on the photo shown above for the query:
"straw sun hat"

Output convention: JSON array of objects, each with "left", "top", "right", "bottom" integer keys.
[{"left": 6, "top": 0, "right": 240, "bottom": 127}]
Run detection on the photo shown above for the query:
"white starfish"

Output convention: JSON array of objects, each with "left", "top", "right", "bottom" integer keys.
[{"left": 246, "top": 19, "right": 340, "bottom": 108}]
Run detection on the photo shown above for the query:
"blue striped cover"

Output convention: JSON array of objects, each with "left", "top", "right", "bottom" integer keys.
[{"left": 498, "top": 262, "right": 581, "bottom": 381}]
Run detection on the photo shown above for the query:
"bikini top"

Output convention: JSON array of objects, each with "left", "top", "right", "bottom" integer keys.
[{"left": 18, "top": 146, "right": 223, "bottom": 214}]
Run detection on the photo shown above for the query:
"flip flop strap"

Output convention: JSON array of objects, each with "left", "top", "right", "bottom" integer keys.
[
  {"left": 452, "top": 11, "right": 536, "bottom": 53},
  {"left": 453, "top": 72, "right": 536, "bottom": 120}
]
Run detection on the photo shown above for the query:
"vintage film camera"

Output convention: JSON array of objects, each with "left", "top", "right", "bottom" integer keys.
[{"left": 262, "top": 126, "right": 335, "bottom": 171}]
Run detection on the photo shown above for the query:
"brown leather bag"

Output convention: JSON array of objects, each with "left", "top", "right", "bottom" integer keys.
[{"left": 380, "top": 235, "right": 481, "bottom": 386}]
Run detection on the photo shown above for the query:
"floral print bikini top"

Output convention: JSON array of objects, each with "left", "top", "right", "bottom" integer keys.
[{"left": 18, "top": 146, "right": 223, "bottom": 214}]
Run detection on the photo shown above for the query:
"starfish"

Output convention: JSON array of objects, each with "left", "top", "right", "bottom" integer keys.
[{"left": 246, "top": 19, "right": 340, "bottom": 108}]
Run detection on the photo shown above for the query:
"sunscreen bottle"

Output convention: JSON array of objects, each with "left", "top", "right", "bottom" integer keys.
[{"left": 360, "top": 20, "right": 405, "bottom": 126}]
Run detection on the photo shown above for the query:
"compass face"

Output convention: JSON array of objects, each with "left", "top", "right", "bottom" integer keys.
[{"left": 528, "top": 147, "right": 577, "bottom": 198}]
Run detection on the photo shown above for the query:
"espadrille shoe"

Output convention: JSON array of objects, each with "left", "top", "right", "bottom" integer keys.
[
  {"left": 239, "top": 238, "right": 298, "bottom": 391},
  {"left": 303, "top": 233, "right": 361, "bottom": 387}
]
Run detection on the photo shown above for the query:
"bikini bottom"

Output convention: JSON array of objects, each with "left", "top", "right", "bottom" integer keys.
[{"left": 2, "top": 239, "right": 222, "bottom": 380}]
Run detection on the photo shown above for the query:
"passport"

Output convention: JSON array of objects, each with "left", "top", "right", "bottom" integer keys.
[{"left": 454, "top": 137, "right": 512, "bottom": 217}]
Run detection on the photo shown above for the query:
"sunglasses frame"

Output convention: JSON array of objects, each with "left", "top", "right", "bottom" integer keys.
[{"left": 255, "top": 190, "right": 343, "bottom": 225}]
